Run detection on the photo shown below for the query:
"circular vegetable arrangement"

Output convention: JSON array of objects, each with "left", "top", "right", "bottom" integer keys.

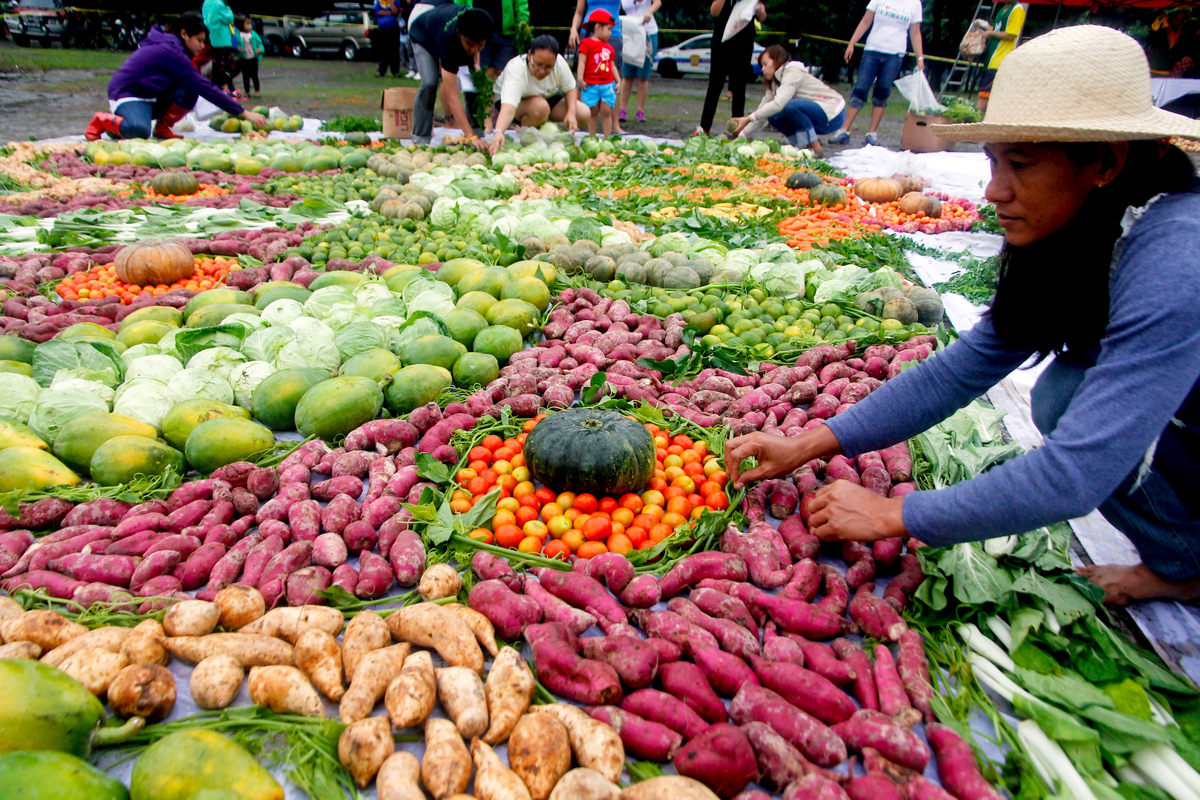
[{"left": 523, "top": 408, "right": 656, "bottom": 497}]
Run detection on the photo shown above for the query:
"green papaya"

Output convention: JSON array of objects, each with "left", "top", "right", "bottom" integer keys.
[
  {"left": 129, "top": 729, "right": 283, "bottom": 800},
  {"left": 0, "top": 750, "right": 129, "bottom": 800}
]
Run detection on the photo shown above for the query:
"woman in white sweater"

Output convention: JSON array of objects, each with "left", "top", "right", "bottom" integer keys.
[{"left": 729, "top": 45, "right": 846, "bottom": 154}]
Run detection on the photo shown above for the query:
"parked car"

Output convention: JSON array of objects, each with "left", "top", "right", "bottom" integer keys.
[
  {"left": 5, "top": 0, "right": 67, "bottom": 48},
  {"left": 286, "top": 3, "right": 375, "bottom": 61},
  {"left": 653, "top": 34, "right": 764, "bottom": 80},
  {"left": 260, "top": 15, "right": 289, "bottom": 56}
]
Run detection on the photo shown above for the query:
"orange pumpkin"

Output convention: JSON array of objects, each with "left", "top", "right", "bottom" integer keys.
[
  {"left": 854, "top": 177, "right": 905, "bottom": 203},
  {"left": 898, "top": 192, "right": 943, "bottom": 218},
  {"left": 113, "top": 240, "right": 196, "bottom": 286}
]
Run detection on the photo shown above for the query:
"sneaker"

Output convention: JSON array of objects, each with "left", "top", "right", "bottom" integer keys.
[
  {"left": 828, "top": 129, "right": 850, "bottom": 144},
  {"left": 693, "top": 126, "right": 708, "bottom": 136},
  {"left": 865, "top": 132, "right": 880, "bottom": 146},
  {"left": 619, "top": 109, "right": 626, "bottom": 122},
  {"left": 636, "top": 110, "right": 646, "bottom": 122}
]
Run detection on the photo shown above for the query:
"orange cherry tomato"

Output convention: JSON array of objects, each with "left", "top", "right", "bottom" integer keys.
[
  {"left": 626, "top": 526, "right": 649, "bottom": 548},
  {"left": 515, "top": 506, "right": 539, "bottom": 526},
  {"left": 523, "top": 520, "right": 548, "bottom": 540},
  {"left": 583, "top": 517, "right": 612, "bottom": 542},
  {"left": 534, "top": 487, "right": 556, "bottom": 506},
  {"left": 482, "top": 435, "right": 504, "bottom": 451},
  {"left": 469, "top": 446, "right": 493, "bottom": 463},
  {"left": 573, "top": 494, "right": 599, "bottom": 514},
  {"left": 618, "top": 494, "right": 644, "bottom": 513},
  {"left": 611, "top": 508, "right": 635, "bottom": 527},
  {"left": 666, "top": 497, "right": 692, "bottom": 517},
  {"left": 556, "top": 492, "right": 576, "bottom": 510},
  {"left": 468, "top": 477, "right": 490, "bottom": 496},
  {"left": 706, "top": 492, "right": 730, "bottom": 511},
  {"left": 495, "top": 524, "right": 525, "bottom": 548},
  {"left": 672, "top": 434, "right": 694, "bottom": 449},
  {"left": 577, "top": 541, "right": 609, "bottom": 559},
  {"left": 649, "top": 524, "right": 673, "bottom": 543},
  {"left": 468, "top": 528, "right": 494, "bottom": 545},
  {"left": 541, "top": 503, "right": 564, "bottom": 523},
  {"left": 517, "top": 535, "right": 542, "bottom": 554},
  {"left": 543, "top": 539, "right": 571, "bottom": 560},
  {"left": 562, "top": 529, "right": 585, "bottom": 552},
  {"left": 606, "top": 532, "right": 633, "bottom": 555}
]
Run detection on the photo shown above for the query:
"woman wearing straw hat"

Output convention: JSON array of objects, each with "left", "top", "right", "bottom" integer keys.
[{"left": 725, "top": 25, "right": 1200, "bottom": 607}]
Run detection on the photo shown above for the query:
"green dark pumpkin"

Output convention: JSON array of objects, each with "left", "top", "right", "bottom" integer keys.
[
  {"left": 149, "top": 171, "right": 200, "bottom": 196},
  {"left": 523, "top": 409, "right": 656, "bottom": 497},
  {"left": 809, "top": 183, "right": 847, "bottom": 207},
  {"left": 785, "top": 171, "right": 822, "bottom": 190}
]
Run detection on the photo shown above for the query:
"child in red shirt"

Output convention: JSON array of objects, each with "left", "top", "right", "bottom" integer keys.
[{"left": 577, "top": 9, "right": 618, "bottom": 136}]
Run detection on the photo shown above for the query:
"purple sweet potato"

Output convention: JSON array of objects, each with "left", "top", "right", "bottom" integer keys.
[
  {"left": 673, "top": 723, "right": 758, "bottom": 799},
  {"left": 257, "top": 519, "right": 291, "bottom": 545},
  {"left": 526, "top": 622, "right": 622, "bottom": 705},
  {"left": 61, "top": 499, "right": 131, "bottom": 528},
  {"left": 579, "top": 635, "right": 659, "bottom": 689},
  {"left": 659, "top": 660, "right": 726, "bottom": 725},
  {"left": 764, "top": 622, "right": 806, "bottom": 667},
  {"left": 311, "top": 475, "right": 364, "bottom": 502},
  {"left": 24, "top": 527, "right": 113, "bottom": 572},
  {"left": 471, "top": 551, "right": 519, "bottom": 588},
  {"left": 588, "top": 705, "right": 682, "bottom": 761},
  {"left": 354, "top": 550, "right": 393, "bottom": 599},
  {"left": 621, "top": 688, "right": 710, "bottom": 740},
  {"left": 584, "top": 552, "right": 635, "bottom": 593},
  {"left": 873, "top": 536, "right": 903, "bottom": 567},
  {"left": 874, "top": 644, "right": 920, "bottom": 727},
  {"left": 210, "top": 462, "right": 255, "bottom": 487},
  {"left": 846, "top": 776, "right": 904, "bottom": 800},
  {"left": 781, "top": 559, "right": 822, "bottom": 603},
  {"left": 129, "top": 550, "right": 181, "bottom": 592},
  {"left": 286, "top": 500, "right": 321, "bottom": 543},
  {"left": 312, "top": 533, "right": 348, "bottom": 570},
  {"left": 241, "top": 535, "right": 285, "bottom": 587},
  {"left": 615, "top": 573, "right": 661, "bottom": 608},
  {"left": 694, "top": 646, "right": 761, "bottom": 698},
  {"left": 742, "top": 721, "right": 838, "bottom": 792},
  {"left": 816, "top": 565, "right": 850, "bottom": 616},
  {"left": 833, "top": 638, "right": 879, "bottom": 711},
  {"left": 525, "top": 577, "right": 596, "bottom": 635},
  {"left": 779, "top": 515, "right": 820, "bottom": 561},
  {"left": 629, "top": 609, "right": 718, "bottom": 657},
  {"left": 376, "top": 509, "right": 412, "bottom": 557},
  {"left": 285, "top": 566, "right": 333, "bottom": 607},
  {"left": 659, "top": 552, "right": 748, "bottom": 599},
  {"left": 883, "top": 555, "right": 925, "bottom": 612},
  {"left": 331, "top": 564, "right": 359, "bottom": 595},
  {"left": 258, "top": 541, "right": 313, "bottom": 590},
  {"left": 243, "top": 467, "right": 278, "bottom": 501},
  {"left": 321, "top": 494, "right": 361, "bottom": 535},
  {"left": 469, "top": 579, "right": 543, "bottom": 640},
  {"left": 833, "top": 710, "right": 929, "bottom": 772},
  {"left": 926, "top": 724, "right": 1002, "bottom": 800},
  {"left": 667, "top": 597, "right": 760, "bottom": 660},
  {"left": 695, "top": 579, "right": 769, "bottom": 626},
  {"left": 343, "top": 419, "right": 418, "bottom": 455},
  {"left": 342, "top": 520, "right": 377, "bottom": 555},
  {"left": 362, "top": 496, "right": 404, "bottom": 531},
  {"left": 0, "top": 530, "right": 34, "bottom": 574},
  {"left": 896, "top": 630, "right": 936, "bottom": 723},
  {"left": 849, "top": 584, "right": 907, "bottom": 642},
  {"left": 166, "top": 499, "right": 212, "bottom": 532},
  {"left": 751, "top": 655, "right": 857, "bottom": 725},
  {"left": 231, "top": 487, "right": 259, "bottom": 517},
  {"left": 1, "top": 570, "right": 84, "bottom": 599},
  {"left": 690, "top": 586, "right": 759, "bottom": 639},
  {"left": 388, "top": 530, "right": 425, "bottom": 587},
  {"left": 729, "top": 684, "right": 846, "bottom": 768},
  {"left": 721, "top": 523, "right": 791, "bottom": 589},
  {"left": 789, "top": 634, "right": 855, "bottom": 687},
  {"left": 48, "top": 552, "right": 137, "bottom": 586},
  {"left": 534, "top": 567, "right": 625, "bottom": 625},
  {"left": 770, "top": 481, "right": 800, "bottom": 519},
  {"left": 753, "top": 593, "right": 855, "bottom": 640},
  {"left": 879, "top": 443, "right": 913, "bottom": 483},
  {"left": 113, "top": 512, "right": 169, "bottom": 540},
  {"left": 173, "top": 542, "right": 227, "bottom": 590}
]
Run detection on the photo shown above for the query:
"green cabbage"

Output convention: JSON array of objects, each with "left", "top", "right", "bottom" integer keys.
[
  {"left": 407, "top": 290, "right": 456, "bottom": 317},
  {"left": 288, "top": 317, "right": 335, "bottom": 342},
  {"left": 261, "top": 299, "right": 305, "bottom": 326},
  {"left": 0, "top": 374, "right": 41, "bottom": 424},
  {"left": 762, "top": 262, "right": 811, "bottom": 299},
  {"left": 274, "top": 335, "right": 341, "bottom": 373},
  {"left": 334, "top": 322, "right": 389, "bottom": 361},
  {"left": 229, "top": 360, "right": 277, "bottom": 409},
  {"left": 814, "top": 279, "right": 855, "bottom": 304},
  {"left": 49, "top": 372, "right": 115, "bottom": 405},
  {"left": 243, "top": 327, "right": 296, "bottom": 364},
  {"left": 126, "top": 354, "right": 184, "bottom": 384},
  {"left": 646, "top": 232, "right": 691, "bottom": 257},
  {"left": 186, "top": 346, "right": 247, "bottom": 379},
  {"left": 31, "top": 339, "right": 124, "bottom": 388},
  {"left": 167, "top": 368, "right": 234, "bottom": 406},
  {"left": 28, "top": 388, "right": 109, "bottom": 445},
  {"left": 567, "top": 217, "right": 604, "bottom": 244},
  {"left": 222, "top": 312, "right": 266, "bottom": 334},
  {"left": 113, "top": 379, "right": 178, "bottom": 432},
  {"left": 120, "top": 344, "right": 169, "bottom": 365},
  {"left": 303, "top": 286, "right": 355, "bottom": 320}
]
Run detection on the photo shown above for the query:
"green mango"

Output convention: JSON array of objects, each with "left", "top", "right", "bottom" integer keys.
[{"left": 0, "top": 750, "right": 129, "bottom": 800}]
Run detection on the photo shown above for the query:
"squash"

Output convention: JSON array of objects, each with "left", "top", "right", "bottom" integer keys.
[
  {"left": 809, "top": 184, "right": 847, "bottom": 207},
  {"left": 149, "top": 171, "right": 199, "bottom": 196},
  {"left": 895, "top": 175, "right": 923, "bottom": 194},
  {"left": 662, "top": 267, "right": 701, "bottom": 290},
  {"left": 585, "top": 255, "right": 618, "bottom": 282},
  {"left": 898, "top": 192, "right": 943, "bottom": 218},
  {"left": 905, "top": 287, "right": 945, "bottom": 326},
  {"left": 518, "top": 236, "right": 547, "bottom": 257},
  {"left": 113, "top": 240, "right": 196, "bottom": 287},
  {"left": 523, "top": 409, "right": 657, "bottom": 496},
  {"left": 854, "top": 177, "right": 905, "bottom": 203},
  {"left": 882, "top": 296, "right": 919, "bottom": 325},
  {"left": 786, "top": 171, "right": 823, "bottom": 190}
]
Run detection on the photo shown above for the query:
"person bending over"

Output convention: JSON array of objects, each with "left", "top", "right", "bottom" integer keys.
[
  {"left": 491, "top": 35, "right": 587, "bottom": 154},
  {"left": 409, "top": 4, "right": 493, "bottom": 147}
]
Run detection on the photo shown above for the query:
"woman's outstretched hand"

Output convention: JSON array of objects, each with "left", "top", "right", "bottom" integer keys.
[
  {"left": 725, "top": 432, "right": 805, "bottom": 489},
  {"left": 807, "top": 481, "right": 907, "bottom": 542}
]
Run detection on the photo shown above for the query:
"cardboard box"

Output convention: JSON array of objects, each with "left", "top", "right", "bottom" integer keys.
[
  {"left": 381, "top": 87, "right": 418, "bottom": 139},
  {"left": 901, "top": 113, "right": 956, "bottom": 154}
]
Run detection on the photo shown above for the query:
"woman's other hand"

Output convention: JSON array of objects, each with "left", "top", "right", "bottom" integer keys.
[
  {"left": 807, "top": 481, "right": 907, "bottom": 542},
  {"left": 843, "top": 43, "right": 855, "bottom": 63},
  {"left": 728, "top": 116, "right": 751, "bottom": 135},
  {"left": 489, "top": 132, "right": 505, "bottom": 155}
]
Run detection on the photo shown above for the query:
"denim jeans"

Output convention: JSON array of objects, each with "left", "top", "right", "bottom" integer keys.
[
  {"left": 850, "top": 49, "right": 904, "bottom": 109},
  {"left": 767, "top": 99, "right": 846, "bottom": 146},
  {"left": 114, "top": 85, "right": 196, "bottom": 140},
  {"left": 412, "top": 40, "right": 440, "bottom": 142},
  {"left": 1032, "top": 356, "right": 1200, "bottom": 581}
]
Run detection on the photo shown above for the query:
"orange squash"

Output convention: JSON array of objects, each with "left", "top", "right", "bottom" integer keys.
[
  {"left": 854, "top": 177, "right": 905, "bottom": 203},
  {"left": 113, "top": 240, "right": 196, "bottom": 286},
  {"left": 898, "top": 192, "right": 943, "bottom": 218}
]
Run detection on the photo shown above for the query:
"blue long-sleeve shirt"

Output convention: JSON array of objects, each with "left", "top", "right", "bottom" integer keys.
[
  {"left": 107, "top": 28, "right": 243, "bottom": 117},
  {"left": 826, "top": 188, "right": 1200, "bottom": 546}
]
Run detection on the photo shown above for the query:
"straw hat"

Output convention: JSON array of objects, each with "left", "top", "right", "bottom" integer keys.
[{"left": 932, "top": 25, "right": 1200, "bottom": 142}]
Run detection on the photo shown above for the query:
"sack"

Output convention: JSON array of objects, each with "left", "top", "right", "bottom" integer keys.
[
  {"left": 722, "top": 0, "right": 757, "bottom": 43},
  {"left": 959, "top": 19, "right": 990, "bottom": 56},
  {"left": 621, "top": 16, "right": 646, "bottom": 66},
  {"left": 894, "top": 70, "right": 946, "bottom": 117},
  {"left": 889, "top": 152, "right": 930, "bottom": 188}
]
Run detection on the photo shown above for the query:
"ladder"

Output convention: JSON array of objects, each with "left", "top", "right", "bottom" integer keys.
[{"left": 938, "top": 0, "right": 995, "bottom": 99}]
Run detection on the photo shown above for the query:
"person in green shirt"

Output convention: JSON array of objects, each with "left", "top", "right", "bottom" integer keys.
[{"left": 978, "top": 0, "right": 1026, "bottom": 112}]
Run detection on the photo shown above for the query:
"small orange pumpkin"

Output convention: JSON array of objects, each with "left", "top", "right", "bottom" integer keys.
[
  {"left": 854, "top": 177, "right": 905, "bottom": 203},
  {"left": 898, "top": 192, "right": 943, "bottom": 218},
  {"left": 113, "top": 240, "right": 196, "bottom": 286}
]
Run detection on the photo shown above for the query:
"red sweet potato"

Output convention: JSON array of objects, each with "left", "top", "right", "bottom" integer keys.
[
  {"left": 241, "top": 535, "right": 285, "bottom": 586},
  {"left": 355, "top": 550, "right": 394, "bottom": 599},
  {"left": 832, "top": 710, "right": 930, "bottom": 772},
  {"left": 690, "top": 586, "right": 759, "bottom": 639},
  {"left": 312, "top": 533, "right": 348, "bottom": 570},
  {"left": 388, "top": 530, "right": 425, "bottom": 587},
  {"left": 621, "top": 688, "right": 709, "bottom": 740},
  {"left": 752, "top": 593, "right": 855, "bottom": 640},
  {"left": 926, "top": 724, "right": 1002, "bottom": 800},
  {"left": 659, "top": 660, "right": 727, "bottom": 725},
  {"left": 659, "top": 551, "right": 748, "bottom": 599},
  {"left": 847, "top": 775, "right": 905, "bottom": 800},
  {"left": 781, "top": 558, "right": 822, "bottom": 603},
  {"left": 579, "top": 635, "right": 658, "bottom": 689},
  {"left": 721, "top": 523, "right": 791, "bottom": 589},
  {"left": 742, "top": 721, "right": 839, "bottom": 793},
  {"left": 285, "top": 566, "right": 332, "bottom": 607},
  {"left": 751, "top": 655, "right": 857, "bottom": 725},
  {"left": 694, "top": 646, "right": 761, "bottom": 698},
  {"left": 173, "top": 542, "right": 227, "bottom": 590},
  {"left": 471, "top": 551, "right": 521, "bottom": 589},
  {"left": 526, "top": 576, "right": 597, "bottom": 635},
  {"left": 883, "top": 554, "right": 925, "bottom": 611},
  {"left": 61, "top": 499, "right": 131, "bottom": 528},
  {"left": 287, "top": 500, "right": 322, "bottom": 542},
  {"left": 342, "top": 520, "right": 377, "bottom": 555},
  {"left": 47, "top": 552, "right": 137, "bottom": 586},
  {"left": 673, "top": 723, "right": 758, "bottom": 799},
  {"left": 874, "top": 644, "right": 921, "bottom": 727},
  {"left": 331, "top": 564, "right": 359, "bottom": 595},
  {"left": 311, "top": 475, "right": 364, "bottom": 502},
  {"left": 779, "top": 514, "right": 820, "bottom": 561},
  {"left": 534, "top": 567, "right": 625, "bottom": 625},
  {"left": 816, "top": 565, "right": 850, "bottom": 616},
  {"left": 468, "top": 578, "right": 542, "bottom": 640},
  {"left": 0, "top": 530, "right": 35, "bottom": 574},
  {"left": 873, "top": 537, "right": 903, "bottom": 567},
  {"left": 789, "top": 634, "right": 855, "bottom": 686},
  {"left": 584, "top": 552, "right": 635, "bottom": 593},
  {"left": 588, "top": 705, "right": 682, "bottom": 761},
  {"left": 849, "top": 584, "right": 907, "bottom": 642},
  {"left": 832, "top": 638, "right": 879, "bottom": 711},
  {"left": 526, "top": 622, "right": 622, "bottom": 705},
  {"left": 764, "top": 621, "right": 806, "bottom": 667},
  {"left": 667, "top": 597, "right": 760, "bottom": 660},
  {"left": 629, "top": 608, "right": 719, "bottom": 657},
  {"left": 321, "top": 494, "right": 361, "bottom": 535},
  {"left": 729, "top": 684, "right": 846, "bottom": 767},
  {"left": 615, "top": 573, "right": 661, "bottom": 608}
]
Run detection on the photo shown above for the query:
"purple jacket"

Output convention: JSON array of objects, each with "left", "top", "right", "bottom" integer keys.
[{"left": 107, "top": 27, "right": 243, "bottom": 117}]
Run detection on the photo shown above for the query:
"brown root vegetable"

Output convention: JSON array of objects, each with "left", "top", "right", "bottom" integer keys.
[
  {"left": 422, "top": 717, "right": 472, "bottom": 798},
  {"left": 240, "top": 605, "right": 345, "bottom": 644},
  {"left": 294, "top": 628, "right": 345, "bottom": 702},
  {"left": 191, "top": 654, "right": 244, "bottom": 709},
  {"left": 120, "top": 618, "right": 169, "bottom": 666},
  {"left": 531, "top": 703, "right": 624, "bottom": 783},
  {"left": 1, "top": 609, "right": 87, "bottom": 651},
  {"left": 443, "top": 602, "right": 499, "bottom": 657},
  {"left": 482, "top": 646, "right": 535, "bottom": 745},
  {"left": 436, "top": 666, "right": 489, "bottom": 739},
  {"left": 0, "top": 641, "right": 41, "bottom": 659},
  {"left": 342, "top": 609, "right": 392, "bottom": 682},
  {"left": 340, "top": 643, "right": 410, "bottom": 723},
  {"left": 619, "top": 776, "right": 721, "bottom": 800},
  {"left": 385, "top": 649, "right": 437, "bottom": 729},
  {"left": 549, "top": 769, "right": 620, "bottom": 800},
  {"left": 162, "top": 599, "right": 221, "bottom": 637},
  {"left": 508, "top": 712, "right": 572, "bottom": 800},
  {"left": 472, "top": 737, "right": 533, "bottom": 800},
  {"left": 387, "top": 603, "right": 483, "bottom": 674},
  {"left": 248, "top": 664, "right": 326, "bottom": 717},
  {"left": 107, "top": 663, "right": 176, "bottom": 721},
  {"left": 377, "top": 752, "right": 424, "bottom": 800},
  {"left": 163, "top": 633, "right": 294, "bottom": 667},
  {"left": 338, "top": 714, "right": 395, "bottom": 788},
  {"left": 59, "top": 647, "right": 128, "bottom": 696},
  {"left": 418, "top": 563, "right": 464, "bottom": 601},
  {"left": 214, "top": 583, "right": 266, "bottom": 629},
  {"left": 40, "top": 626, "right": 131, "bottom": 668}
]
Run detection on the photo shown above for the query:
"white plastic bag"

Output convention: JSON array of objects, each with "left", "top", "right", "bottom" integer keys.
[
  {"left": 621, "top": 15, "right": 646, "bottom": 66},
  {"left": 959, "top": 20, "right": 990, "bottom": 56},
  {"left": 889, "top": 152, "right": 931, "bottom": 187},
  {"left": 722, "top": 0, "right": 758, "bottom": 42},
  {"left": 894, "top": 70, "right": 946, "bottom": 116}
]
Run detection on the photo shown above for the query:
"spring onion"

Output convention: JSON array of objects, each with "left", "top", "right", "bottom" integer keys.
[
  {"left": 958, "top": 622, "right": 1017, "bottom": 672},
  {"left": 1130, "top": 745, "right": 1200, "bottom": 800},
  {"left": 1038, "top": 601, "right": 1062, "bottom": 634},
  {"left": 1018, "top": 719, "right": 1099, "bottom": 800},
  {"left": 986, "top": 616, "right": 1013, "bottom": 650},
  {"left": 969, "top": 654, "right": 1033, "bottom": 703}
]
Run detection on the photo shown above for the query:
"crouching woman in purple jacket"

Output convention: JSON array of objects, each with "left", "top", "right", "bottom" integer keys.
[{"left": 85, "top": 11, "right": 266, "bottom": 141}]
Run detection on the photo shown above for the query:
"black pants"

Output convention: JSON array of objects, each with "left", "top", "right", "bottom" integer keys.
[
  {"left": 238, "top": 58, "right": 259, "bottom": 94},
  {"left": 376, "top": 25, "right": 400, "bottom": 76},
  {"left": 211, "top": 46, "right": 236, "bottom": 92},
  {"left": 700, "top": 32, "right": 753, "bottom": 132}
]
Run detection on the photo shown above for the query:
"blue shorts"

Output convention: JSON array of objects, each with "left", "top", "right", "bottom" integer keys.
[
  {"left": 621, "top": 32, "right": 658, "bottom": 79},
  {"left": 581, "top": 82, "right": 617, "bottom": 108}
]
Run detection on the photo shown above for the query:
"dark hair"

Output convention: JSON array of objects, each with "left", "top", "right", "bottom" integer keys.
[
  {"left": 987, "top": 142, "right": 1197, "bottom": 358},
  {"left": 235, "top": 14, "right": 249, "bottom": 27},
  {"left": 529, "top": 34, "right": 559, "bottom": 56},
  {"left": 170, "top": 11, "right": 208, "bottom": 38},
  {"left": 760, "top": 44, "right": 791, "bottom": 68},
  {"left": 455, "top": 7, "right": 492, "bottom": 43}
]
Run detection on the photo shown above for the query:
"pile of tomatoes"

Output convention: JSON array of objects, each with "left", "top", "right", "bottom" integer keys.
[
  {"left": 452, "top": 416, "right": 731, "bottom": 561},
  {"left": 54, "top": 256, "right": 235, "bottom": 303}
]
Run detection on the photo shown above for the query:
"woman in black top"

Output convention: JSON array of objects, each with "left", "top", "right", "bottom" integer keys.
[{"left": 698, "top": 0, "right": 765, "bottom": 135}]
